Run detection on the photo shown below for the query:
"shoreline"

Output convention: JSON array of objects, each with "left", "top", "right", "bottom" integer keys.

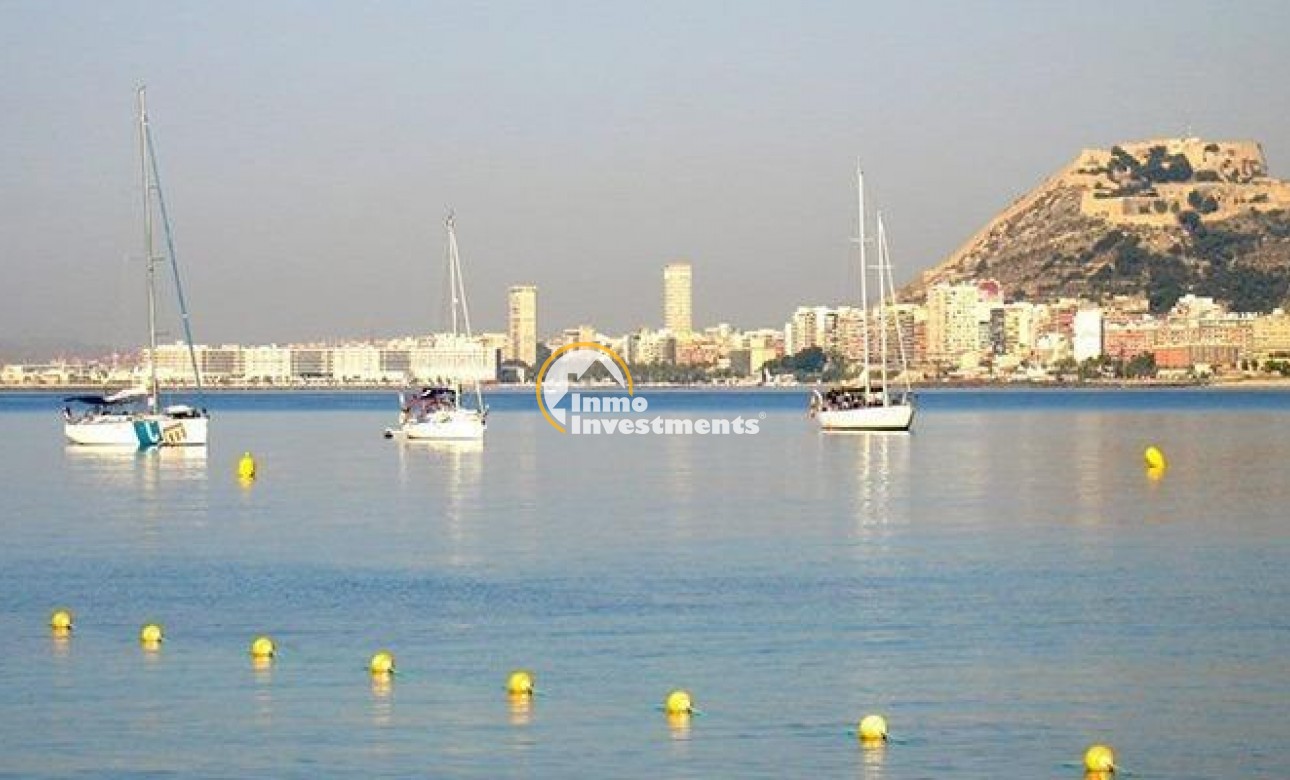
[{"left": 6, "top": 377, "right": 1290, "bottom": 394}]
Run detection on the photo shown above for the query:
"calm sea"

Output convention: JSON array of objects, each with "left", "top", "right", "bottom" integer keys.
[{"left": 0, "top": 388, "right": 1287, "bottom": 778}]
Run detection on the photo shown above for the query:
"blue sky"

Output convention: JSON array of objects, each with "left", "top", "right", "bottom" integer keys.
[{"left": 3, "top": 1, "right": 1289, "bottom": 348}]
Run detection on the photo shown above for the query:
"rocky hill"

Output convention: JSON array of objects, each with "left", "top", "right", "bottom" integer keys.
[{"left": 905, "top": 138, "right": 1290, "bottom": 313}]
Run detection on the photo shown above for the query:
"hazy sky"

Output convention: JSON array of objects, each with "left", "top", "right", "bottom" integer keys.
[{"left": 3, "top": 1, "right": 1289, "bottom": 349}]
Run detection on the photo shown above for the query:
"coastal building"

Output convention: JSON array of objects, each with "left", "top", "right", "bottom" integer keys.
[
  {"left": 243, "top": 345, "right": 292, "bottom": 383},
  {"left": 1072, "top": 309, "right": 1104, "bottom": 362},
  {"left": 547, "top": 324, "right": 600, "bottom": 351},
  {"left": 506, "top": 285, "right": 538, "bottom": 367},
  {"left": 403, "top": 334, "right": 496, "bottom": 383},
  {"left": 1003, "top": 302, "right": 1040, "bottom": 360},
  {"left": 1251, "top": 309, "right": 1290, "bottom": 359},
  {"left": 663, "top": 262, "right": 693, "bottom": 335},
  {"left": 926, "top": 283, "right": 980, "bottom": 364},
  {"left": 1104, "top": 319, "right": 1160, "bottom": 361},
  {"left": 786, "top": 306, "right": 826, "bottom": 354},
  {"left": 146, "top": 342, "right": 197, "bottom": 382},
  {"left": 330, "top": 344, "right": 382, "bottom": 382},
  {"left": 290, "top": 347, "right": 332, "bottom": 380},
  {"left": 742, "top": 329, "right": 785, "bottom": 375},
  {"left": 624, "top": 328, "right": 677, "bottom": 365}
]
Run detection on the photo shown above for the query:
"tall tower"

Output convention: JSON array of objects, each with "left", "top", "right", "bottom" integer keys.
[
  {"left": 507, "top": 285, "right": 538, "bottom": 366},
  {"left": 926, "top": 283, "right": 980, "bottom": 363},
  {"left": 663, "top": 261, "right": 693, "bottom": 334}
]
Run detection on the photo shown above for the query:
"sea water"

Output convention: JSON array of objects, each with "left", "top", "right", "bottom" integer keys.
[{"left": 0, "top": 388, "right": 1287, "bottom": 778}]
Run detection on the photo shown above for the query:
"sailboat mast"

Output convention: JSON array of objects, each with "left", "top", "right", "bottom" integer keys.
[
  {"left": 856, "top": 162, "right": 871, "bottom": 397},
  {"left": 139, "top": 86, "right": 159, "bottom": 411},
  {"left": 446, "top": 213, "right": 460, "bottom": 339},
  {"left": 876, "top": 213, "right": 890, "bottom": 398},
  {"left": 444, "top": 212, "right": 484, "bottom": 411},
  {"left": 143, "top": 102, "right": 204, "bottom": 402},
  {"left": 880, "top": 213, "right": 913, "bottom": 396}
]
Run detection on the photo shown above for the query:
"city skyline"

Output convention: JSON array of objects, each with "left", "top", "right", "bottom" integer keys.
[{"left": 3, "top": 3, "right": 1289, "bottom": 349}]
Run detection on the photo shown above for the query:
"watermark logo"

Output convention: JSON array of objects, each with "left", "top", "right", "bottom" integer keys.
[{"left": 534, "top": 342, "right": 761, "bottom": 436}]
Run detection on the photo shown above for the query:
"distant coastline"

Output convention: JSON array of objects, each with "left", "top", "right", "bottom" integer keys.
[{"left": 7, "top": 376, "right": 1290, "bottom": 395}]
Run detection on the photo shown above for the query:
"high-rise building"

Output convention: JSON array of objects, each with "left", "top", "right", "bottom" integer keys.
[
  {"left": 507, "top": 285, "right": 538, "bottom": 366},
  {"left": 926, "top": 283, "right": 981, "bottom": 363},
  {"left": 663, "top": 262, "right": 693, "bottom": 334}
]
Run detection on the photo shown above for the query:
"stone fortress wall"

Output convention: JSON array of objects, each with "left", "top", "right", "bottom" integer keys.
[{"left": 1072, "top": 138, "right": 1290, "bottom": 226}]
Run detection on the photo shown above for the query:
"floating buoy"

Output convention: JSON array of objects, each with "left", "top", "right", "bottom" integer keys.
[
  {"left": 1143, "top": 445, "right": 1166, "bottom": 470},
  {"left": 369, "top": 650, "right": 395, "bottom": 676},
  {"left": 1084, "top": 744, "right": 1116, "bottom": 773},
  {"left": 49, "top": 608, "right": 74, "bottom": 632},
  {"left": 250, "top": 635, "right": 276, "bottom": 659},
  {"left": 507, "top": 669, "right": 534, "bottom": 696},
  {"left": 139, "top": 623, "right": 164, "bottom": 644},
  {"left": 237, "top": 452, "right": 257, "bottom": 480},
  {"left": 664, "top": 689, "right": 693, "bottom": 715},
  {"left": 858, "top": 714, "right": 888, "bottom": 742}
]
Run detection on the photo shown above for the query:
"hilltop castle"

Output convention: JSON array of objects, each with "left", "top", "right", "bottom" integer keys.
[{"left": 1070, "top": 138, "right": 1290, "bottom": 226}]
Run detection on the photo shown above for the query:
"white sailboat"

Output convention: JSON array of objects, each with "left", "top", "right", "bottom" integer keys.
[
  {"left": 811, "top": 163, "right": 915, "bottom": 432},
  {"left": 387, "top": 213, "right": 487, "bottom": 441},
  {"left": 64, "top": 87, "right": 209, "bottom": 448}
]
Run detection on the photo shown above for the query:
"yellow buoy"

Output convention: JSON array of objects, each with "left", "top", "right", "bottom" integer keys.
[
  {"left": 49, "top": 608, "right": 74, "bottom": 632},
  {"left": 369, "top": 650, "right": 395, "bottom": 676},
  {"left": 1143, "top": 445, "right": 1166, "bottom": 470},
  {"left": 664, "top": 689, "right": 693, "bottom": 715},
  {"left": 858, "top": 714, "right": 888, "bottom": 742},
  {"left": 237, "top": 452, "right": 256, "bottom": 480},
  {"left": 139, "top": 623, "right": 164, "bottom": 644},
  {"left": 507, "top": 669, "right": 534, "bottom": 696},
  {"left": 1084, "top": 744, "right": 1116, "bottom": 772},
  {"left": 250, "top": 635, "right": 276, "bottom": 659}
]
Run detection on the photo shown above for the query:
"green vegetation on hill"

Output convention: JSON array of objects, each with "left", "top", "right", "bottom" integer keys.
[
  {"left": 1059, "top": 206, "right": 1290, "bottom": 314},
  {"left": 1108, "top": 144, "right": 1194, "bottom": 187}
]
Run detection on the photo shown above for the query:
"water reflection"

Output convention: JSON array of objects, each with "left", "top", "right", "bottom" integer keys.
[
  {"left": 62, "top": 447, "right": 209, "bottom": 551},
  {"left": 62, "top": 446, "right": 209, "bottom": 502},
  {"left": 1071, "top": 413, "right": 1108, "bottom": 524},
  {"left": 370, "top": 675, "right": 394, "bottom": 727},
  {"left": 661, "top": 432, "right": 698, "bottom": 541},
  {"left": 251, "top": 657, "right": 274, "bottom": 726},
  {"left": 396, "top": 439, "right": 483, "bottom": 485},
  {"left": 818, "top": 432, "right": 909, "bottom": 531},
  {"left": 49, "top": 630, "right": 72, "bottom": 660},
  {"left": 665, "top": 711, "right": 692, "bottom": 762},
  {"left": 396, "top": 439, "right": 483, "bottom": 564},
  {"left": 665, "top": 711, "right": 692, "bottom": 740},
  {"left": 507, "top": 692, "right": 533, "bottom": 727},
  {"left": 856, "top": 739, "right": 886, "bottom": 780}
]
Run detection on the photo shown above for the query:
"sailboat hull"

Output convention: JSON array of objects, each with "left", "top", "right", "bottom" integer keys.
[
  {"left": 817, "top": 403, "right": 914, "bottom": 432},
  {"left": 64, "top": 415, "right": 208, "bottom": 447},
  {"left": 402, "top": 410, "right": 485, "bottom": 441}
]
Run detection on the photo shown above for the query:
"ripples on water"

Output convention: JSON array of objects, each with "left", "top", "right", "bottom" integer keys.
[{"left": 0, "top": 388, "right": 1288, "bottom": 778}]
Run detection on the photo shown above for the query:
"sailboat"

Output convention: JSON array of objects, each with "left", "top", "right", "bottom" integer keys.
[
  {"left": 63, "top": 87, "right": 209, "bottom": 448},
  {"left": 386, "top": 213, "right": 487, "bottom": 441},
  {"left": 811, "top": 163, "right": 915, "bottom": 432}
]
